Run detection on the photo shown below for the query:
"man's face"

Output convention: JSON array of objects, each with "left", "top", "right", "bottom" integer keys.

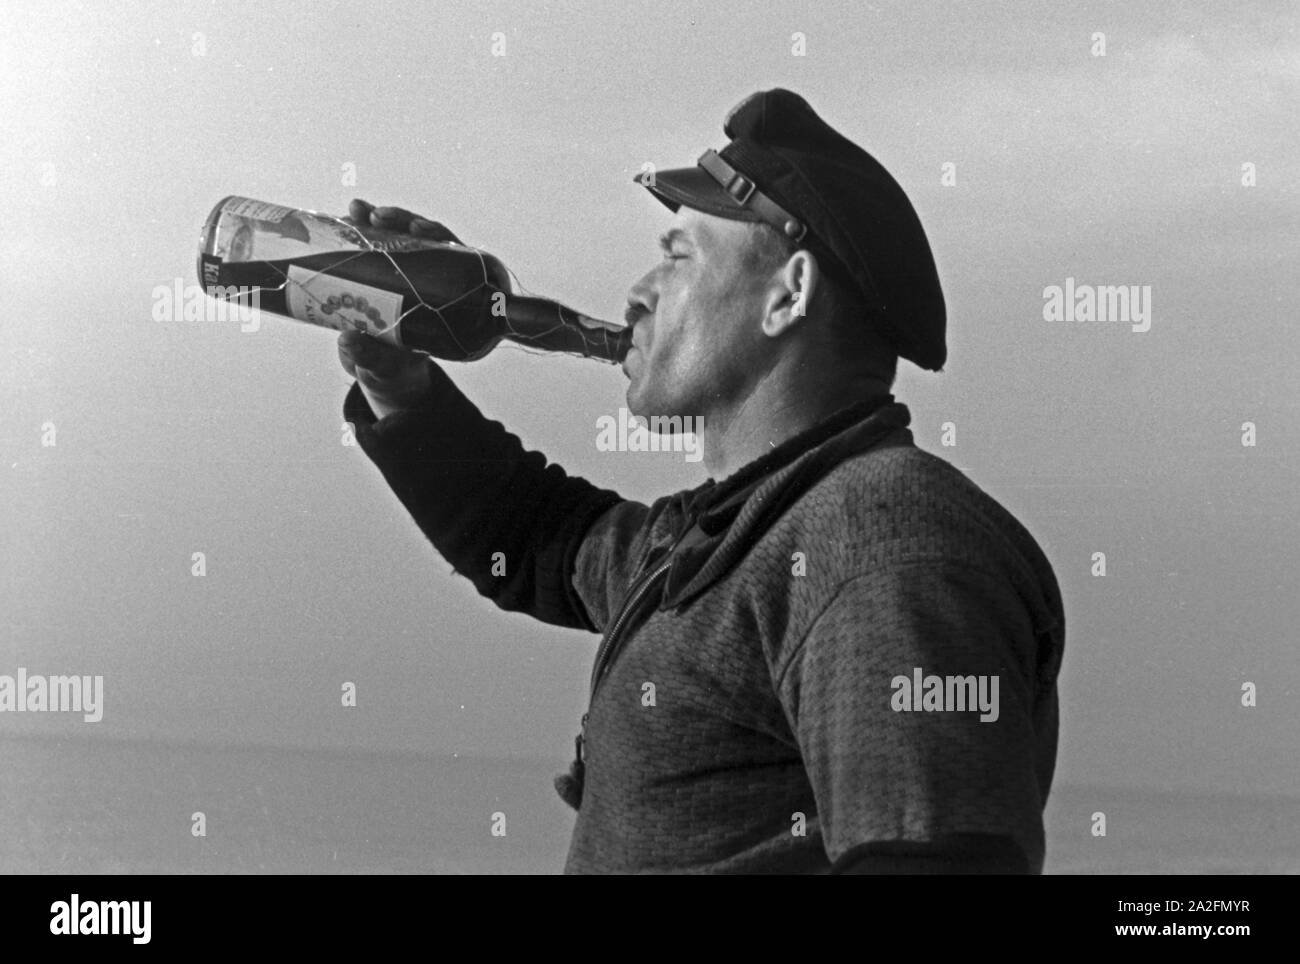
[{"left": 622, "top": 207, "right": 776, "bottom": 422}]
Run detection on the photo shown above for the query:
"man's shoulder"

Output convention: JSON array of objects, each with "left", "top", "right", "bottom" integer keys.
[
  {"left": 775, "top": 439, "right": 1057, "bottom": 583},
  {"left": 801, "top": 440, "right": 993, "bottom": 533}
]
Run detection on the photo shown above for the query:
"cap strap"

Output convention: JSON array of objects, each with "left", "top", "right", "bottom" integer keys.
[{"left": 697, "top": 149, "right": 808, "bottom": 243}]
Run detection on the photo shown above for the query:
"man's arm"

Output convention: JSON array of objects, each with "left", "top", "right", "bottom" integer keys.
[
  {"left": 775, "top": 561, "right": 1054, "bottom": 874},
  {"left": 341, "top": 343, "right": 628, "bottom": 632}
]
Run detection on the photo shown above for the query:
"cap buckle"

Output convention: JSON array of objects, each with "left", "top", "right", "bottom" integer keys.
[
  {"left": 697, "top": 148, "right": 808, "bottom": 244},
  {"left": 726, "top": 174, "right": 755, "bottom": 204}
]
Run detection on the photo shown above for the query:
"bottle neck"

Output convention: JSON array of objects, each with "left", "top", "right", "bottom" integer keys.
[{"left": 499, "top": 294, "right": 632, "bottom": 364}]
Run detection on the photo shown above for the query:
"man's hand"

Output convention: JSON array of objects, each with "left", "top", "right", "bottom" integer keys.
[
  {"left": 338, "top": 198, "right": 462, "bottom": 419},
  {"left": 344, "top": 198, "right": 463, "bottom": 245},
  {"left": 338, "top": 328, "right": 434, "bottom": 420}
]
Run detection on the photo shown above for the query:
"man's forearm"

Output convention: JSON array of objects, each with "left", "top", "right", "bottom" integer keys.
[{"left": 343, "top": 360, "right": 624, "bottom": 630}]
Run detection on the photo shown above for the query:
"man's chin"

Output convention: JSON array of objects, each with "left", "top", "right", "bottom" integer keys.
[
  {"left": 624, "top": 378, "right": 648, "bottom": 417},
  {"left": 625, "top": 377, "right": 694, "bottom": 424},
  {"left": 625, "top": 384, "right": 665, "bottom": 421}
]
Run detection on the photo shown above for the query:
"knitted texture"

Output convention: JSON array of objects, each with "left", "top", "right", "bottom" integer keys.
[
  {"left": 567, "top": 439, "right": 1064, "bottom": 874},
  {"left": 344, "top": 365, "right": 1065, "bottom": 874}
]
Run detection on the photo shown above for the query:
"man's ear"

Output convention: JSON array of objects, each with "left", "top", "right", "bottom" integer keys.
[{"left": 760, "top": 250, "right": 819, "bottom": 338}]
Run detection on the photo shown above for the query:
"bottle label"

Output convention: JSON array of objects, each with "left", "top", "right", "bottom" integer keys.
[
  {"left": 220, "top": 196, "right": 296, "bottom": 223},
  {"left": 284, "top": 264, "right": 405, "bottom": 345}
]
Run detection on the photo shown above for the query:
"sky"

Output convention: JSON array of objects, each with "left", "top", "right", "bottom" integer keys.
[{"left": 1, "top": 0, "right": 1297, "bottom": 796}]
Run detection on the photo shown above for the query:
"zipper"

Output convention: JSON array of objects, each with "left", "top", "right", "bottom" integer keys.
[
  {"left": 576, "top": 516, "right": 696, "bottom": 762},
  {"left": 587, "top": 558, "right": 673, "bottom": 694}
]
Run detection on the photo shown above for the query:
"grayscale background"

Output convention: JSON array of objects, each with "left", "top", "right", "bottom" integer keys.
[{"left": 1, "top": 0, "right": 1296, "bottom": 873}]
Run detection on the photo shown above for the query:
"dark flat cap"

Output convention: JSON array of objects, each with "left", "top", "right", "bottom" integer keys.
[{"left": 637, "top": 88, "right": 947, "bottom": 372}]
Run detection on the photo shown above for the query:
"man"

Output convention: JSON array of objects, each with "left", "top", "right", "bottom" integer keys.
[{"left": 337, "top": 89, "right": 1066, "bottom": 874}]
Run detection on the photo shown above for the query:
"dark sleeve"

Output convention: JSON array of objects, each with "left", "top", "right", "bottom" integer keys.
[{"left": 343, "top": 360, "right": 628, "bottom": 632}]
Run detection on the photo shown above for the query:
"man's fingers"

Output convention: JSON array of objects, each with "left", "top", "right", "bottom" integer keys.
[
  {"left": 339, "top": 329, "right": 391, "bottom": 370},
  {"left": 370, "top": 205, "right": 420, "bottom": 232},
  {"left": 342, "top": 198, "right": 375, "bottom": 226},
  {"left": 337, "top": 333, "right": 361, "bottom": 376},
  {"left": 410, "top": 218, "right": 462, "bottom": 244},
  {"left": 338, "top": 330, "right": 396, "bottom": 376},
  {"left": 345, "top": 201, "right": 413, "bottom": 230},
  {"left": 345, "top": 200, "right": 457, "bottom": 241},
  {"left": 337, "top": 330, "right": 421, "bottom": 381}
]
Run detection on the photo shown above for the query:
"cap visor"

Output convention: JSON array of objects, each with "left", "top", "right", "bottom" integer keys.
[{"left": 639, "top": 165, "right": 764, "bottom": 222}]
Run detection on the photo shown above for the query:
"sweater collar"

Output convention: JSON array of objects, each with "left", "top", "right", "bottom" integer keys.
[
  {"left": 661, "top": 393, "right": 912, "bottom": 609},
  {"left": 684, "top": 393, "right": 894, "bottom": 528}
]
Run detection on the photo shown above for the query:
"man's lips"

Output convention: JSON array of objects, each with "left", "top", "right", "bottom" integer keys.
[
  {"left": 623, "top": 307, "right": 649, "bottom": 353},
  {"left": 622, "top": 342, "right": 648, "bottom": 380}
]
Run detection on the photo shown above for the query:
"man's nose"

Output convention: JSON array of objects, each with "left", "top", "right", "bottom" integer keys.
[{"left": 625, "top": 271, "right": 657, "bottom": 326}]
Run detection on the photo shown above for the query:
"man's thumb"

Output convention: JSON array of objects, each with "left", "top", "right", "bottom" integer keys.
[{"left": 341, "top": 331, "right": 402, "bottom": 375}]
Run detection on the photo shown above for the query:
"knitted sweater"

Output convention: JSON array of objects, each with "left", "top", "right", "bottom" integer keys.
[{"left": 343, "top": 364, "right": 1066, "bottom": 874}]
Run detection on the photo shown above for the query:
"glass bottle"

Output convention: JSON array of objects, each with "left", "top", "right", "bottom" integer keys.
[{"left": 197, "top": 196, "right": 630, "bottom": 363}]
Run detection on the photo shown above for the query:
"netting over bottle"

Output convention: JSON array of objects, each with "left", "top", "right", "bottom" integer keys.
[{"left": 203, "top": 200, "right": 627, "bottom": 364}]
